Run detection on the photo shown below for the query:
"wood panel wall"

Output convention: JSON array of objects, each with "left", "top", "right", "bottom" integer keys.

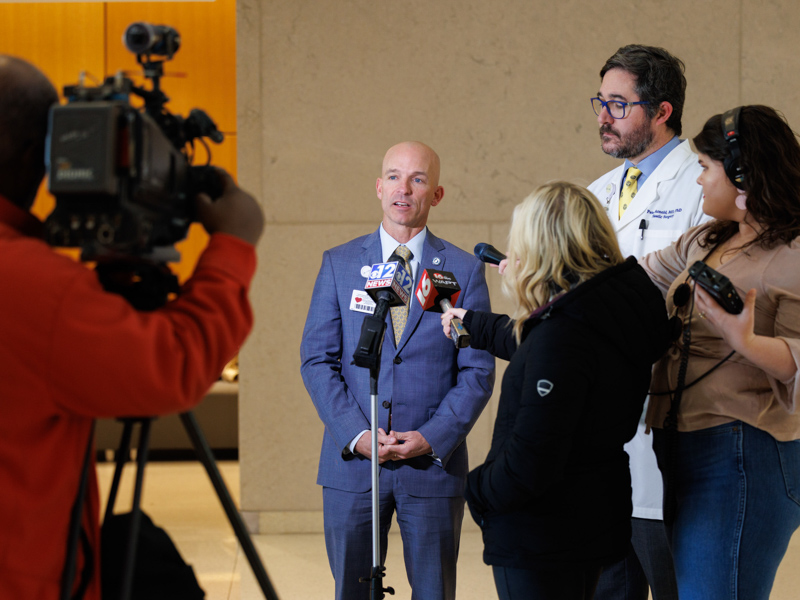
[{"left": 0, "top": 0, "right": 236, "bottom": 282}]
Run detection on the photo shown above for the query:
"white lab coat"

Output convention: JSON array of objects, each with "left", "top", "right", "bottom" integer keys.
[
  {"left": 590, "top": 139, "right": 708, "bottom": 259},
  {"left": 589, "top": 139, "right": 710, "bottom": 519}
]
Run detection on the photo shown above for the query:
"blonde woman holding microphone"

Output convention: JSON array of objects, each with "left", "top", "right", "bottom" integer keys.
[{"left": 442, "top": 182, "right": 674, "bottom": 600}]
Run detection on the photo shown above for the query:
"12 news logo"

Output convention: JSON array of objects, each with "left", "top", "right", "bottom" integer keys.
[{"left": 364, "top": 261, "right": 413, "bottom": 304}]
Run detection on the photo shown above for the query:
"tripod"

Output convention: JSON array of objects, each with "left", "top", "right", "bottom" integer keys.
[
  {"left": 104, "top": 412, "right": 280, "bottom": 600},
  {"left": 80, "top": 261, "right": 278, "bottom": 598}
]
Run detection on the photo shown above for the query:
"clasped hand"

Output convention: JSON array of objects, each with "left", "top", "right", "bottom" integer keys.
[{"left": 355, "top": 428, "right": 432, "bottom": 464}]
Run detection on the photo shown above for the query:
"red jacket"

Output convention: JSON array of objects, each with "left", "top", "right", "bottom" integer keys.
[{"left": 0, "top": 195, "right": 256, "bottom": 599}]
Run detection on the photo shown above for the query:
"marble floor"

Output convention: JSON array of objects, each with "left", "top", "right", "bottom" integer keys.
[{"left": 97, "top": 461, "right": 800, "bottom": 600}]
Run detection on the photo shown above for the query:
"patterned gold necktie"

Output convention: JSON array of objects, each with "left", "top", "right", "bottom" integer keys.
[
  {"left": 619, "top": 166, "right": 642, "bottom": 218},
  {"left": 390, "top": 245, "right": 413, "bottom": 345}
]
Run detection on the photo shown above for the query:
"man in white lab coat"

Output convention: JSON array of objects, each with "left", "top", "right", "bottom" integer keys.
[{"left": 589, "top": 45, "right": 709, "bottom": 600}]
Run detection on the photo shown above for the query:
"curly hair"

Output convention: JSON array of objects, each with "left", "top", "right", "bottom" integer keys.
[{"left": 692, "top": 105, "right": 800, "bottom": 252}]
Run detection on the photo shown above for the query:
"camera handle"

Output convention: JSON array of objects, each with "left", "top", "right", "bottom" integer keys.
[{"left": 130, "top": 54, "right": 223, "bottom": 153}]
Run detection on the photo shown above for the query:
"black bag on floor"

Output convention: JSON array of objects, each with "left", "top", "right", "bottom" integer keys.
[{"left": 101, "top": 510, "right": 206, "bottom": 600}]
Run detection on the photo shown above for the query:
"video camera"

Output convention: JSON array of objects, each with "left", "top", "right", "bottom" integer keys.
[{"left": 44, "top": 22, "right": 223, "bottom": 309}]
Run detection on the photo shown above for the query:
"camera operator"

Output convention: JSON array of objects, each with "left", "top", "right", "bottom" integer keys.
[{"left": 0, "top": 54, "right": 263, "bottom": 600}]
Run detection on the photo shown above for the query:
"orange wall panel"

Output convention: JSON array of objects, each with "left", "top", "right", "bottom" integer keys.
[
  {"left": 1, "top": 1, "right": 237, "bottom": 282},
  {"left": 0, "top": 3, "right": 105, "bottom": 92},
  {"left": 0, "top": 3, "right": 105, "bottom": 222},
  {"left": 106, "top": 0, "right": 237, "bottom": 134}
]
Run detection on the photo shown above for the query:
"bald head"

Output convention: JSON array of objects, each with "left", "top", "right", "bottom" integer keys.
[
  {"left": 0, "top": 55, "right": 59, "bottom": 208},
  {"left": 376, "top": 141, "right": 444, "bottom": 242},
  {"left": 381, "top": 141, "right": 441, "bottom": 188}
]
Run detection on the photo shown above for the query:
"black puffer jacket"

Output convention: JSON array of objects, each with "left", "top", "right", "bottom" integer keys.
[{"left": 464, "top": 257, "right": 674, "bottom": 569}]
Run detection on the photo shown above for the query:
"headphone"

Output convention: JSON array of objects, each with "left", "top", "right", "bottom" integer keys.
[{"left": 721, "top": 106, "right": 745, "bottom": 187}]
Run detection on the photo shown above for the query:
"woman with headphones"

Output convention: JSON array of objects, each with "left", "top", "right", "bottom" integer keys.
[
  {"left": 641, "top": 105, "right": 800, "bottom": 600},
  {"left": 441, "top": 182, "right": 674, "bottom": 600}
]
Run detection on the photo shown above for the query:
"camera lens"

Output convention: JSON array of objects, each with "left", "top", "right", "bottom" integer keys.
[
  {"left": 124, "top": 23, "right": 150, "bottom": 53},
  {"left": 123, "top": 22, "right": 181, "bottom": 57}
]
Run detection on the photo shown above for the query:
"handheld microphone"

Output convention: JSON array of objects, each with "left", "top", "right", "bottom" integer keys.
[
  {"left": 415, "top": 269, "right": 471, "bottom": 348},
  {"left": 353, "top": 260, "right": 412, "bottom": 369},
  {"left": 474, "top": 243, "right": 506, "bottom": 265}
]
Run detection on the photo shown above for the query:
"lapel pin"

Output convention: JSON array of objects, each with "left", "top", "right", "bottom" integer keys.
[
  {"left": 360, "top": 266, "right": 372, "bottom": 278},
  {"left": 432, "top": 257, "right": 441, "bottom": 266}
]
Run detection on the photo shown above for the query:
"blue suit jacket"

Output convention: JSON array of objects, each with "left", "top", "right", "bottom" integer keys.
[{"left": 300, "top": 228, "right": 495, "bottom": 497}]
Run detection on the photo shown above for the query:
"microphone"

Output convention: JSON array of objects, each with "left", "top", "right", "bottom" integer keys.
[
  {"left": 673, "top": 282, "right": 691, "bottom": 308},
  {"left": 639, "top": 219, "right": 648, "bottom": 240},
  {"left": 353, "top": 259, "right": 412, "bottom": 369},
  {"left": 474, "top": 243, "right": 506, "bottom": 265},
  {"left": 364, "top": 259, "right": 412, "bottom": 311},
  {"left": 415, "top": 269, "right": 471, "bottom": 348}
]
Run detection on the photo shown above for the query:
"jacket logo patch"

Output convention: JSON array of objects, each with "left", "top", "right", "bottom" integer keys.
[{"left": 537, "top": 380, "right": 554, "bottom": 397}]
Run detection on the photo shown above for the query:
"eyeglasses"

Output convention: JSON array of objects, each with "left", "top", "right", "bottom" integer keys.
[{"left": 591, "top": 97, "right": 649, "bottom": 119}]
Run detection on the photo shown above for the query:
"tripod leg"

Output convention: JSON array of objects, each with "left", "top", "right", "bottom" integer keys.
[
  {"left": 118, "top": 418, "right": 152, "bottom": 600},
  {"left": 105, "top": 419, "right": 135, "bottom": 524},
  {"left": 179, "top": 411, "right": 280, "bottom": 600}
]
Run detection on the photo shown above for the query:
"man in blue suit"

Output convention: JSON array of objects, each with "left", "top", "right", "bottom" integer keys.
[{"left": 300, "top": 141, "right": 495, "bottom": 600}]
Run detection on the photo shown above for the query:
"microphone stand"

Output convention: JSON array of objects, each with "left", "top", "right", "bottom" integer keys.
[{"left": 352, "top": 294, "right": 395, "bottom": 600}]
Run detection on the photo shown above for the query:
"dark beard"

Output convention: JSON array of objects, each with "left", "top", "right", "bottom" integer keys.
[{"left": 599, "top": 122, "right": 654, "bottom": 160}]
